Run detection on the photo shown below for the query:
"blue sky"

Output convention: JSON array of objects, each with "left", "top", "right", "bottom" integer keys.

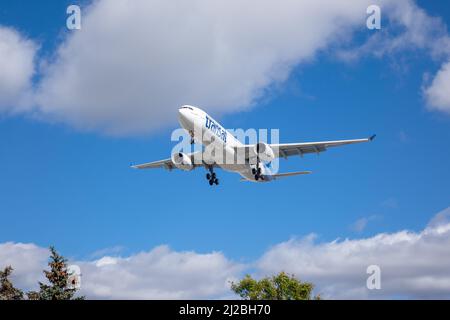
[{"left": 1, "top": 0, "right": 450, "bottom": 299}]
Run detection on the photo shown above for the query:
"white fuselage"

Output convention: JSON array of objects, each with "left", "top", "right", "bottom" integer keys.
[{"left": 178, "top": 105, "right": 271, "bottom": 182}]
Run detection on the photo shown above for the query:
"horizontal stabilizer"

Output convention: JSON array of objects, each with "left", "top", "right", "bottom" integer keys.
[
  {"left": 272, "top": 170, "right": 312, "bottom": 179},
  {"left": 239, "top": 170, "right": 312, "bottom": 181}
]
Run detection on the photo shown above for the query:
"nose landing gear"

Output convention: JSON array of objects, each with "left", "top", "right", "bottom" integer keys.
[
  {"left": 189, "top": 130, "right": 195, "bottom": 145},
  {"left": 206, "top": 168, "right": 219, "bottom": 186}
]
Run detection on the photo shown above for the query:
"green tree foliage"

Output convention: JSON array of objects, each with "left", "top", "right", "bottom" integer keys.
[
  {"left": 231, "top": 272, "right": 318, "bottom": 300},
  {"left": 0, "top": 266, "right": 24, "bottom": 300},
  {"left": 37, "top": 246, "right": 84, "bottom": 300}
]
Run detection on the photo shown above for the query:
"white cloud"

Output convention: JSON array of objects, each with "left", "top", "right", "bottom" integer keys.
[
  {"left": 257, "top": 206, "right": 450, "bottom": 299},
  {"left": 334, "top": 0, "right": 450, "bottom": 116},
  {"left": 338, "top": 0, "right": 450, "bottom": 61},
  {"left": 0, "top": 26, "right": 37, "bottom": 111},
  {"left": 427, "top": 207, "right": 450, "bottom": 229},
  {"left": 2, "top": 207, "right": 450, "bottom": 299},
  {"left": 50, "top": 0, "right": 450, "bottom": 136},
  {"left": 34, "top": 0, "right": 379, "bottom": 135},
  {"left": 89, "top": 245, "right": 125, "bottom": 259},
  {"left": 77, "top": 245, "right": 243, "bottom": 299},
  {"left": 0, "top": 1, "right": 449, "bottom": 133},
  {"left": 424, "top": 61, "right": 450, "bottom": 114},
  {"left": 0, "top": 242, "right": 47, "bottom": 292},
  {"left": 350, "top": 215, "right": 378, "bottom": 233},
  {"left": 0, "top": 243, "right": 243, "bottom": 299}
]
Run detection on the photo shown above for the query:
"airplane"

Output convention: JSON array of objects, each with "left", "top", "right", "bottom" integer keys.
[{"left": 131, "top": 105, "right": 375, "bottom": 185}]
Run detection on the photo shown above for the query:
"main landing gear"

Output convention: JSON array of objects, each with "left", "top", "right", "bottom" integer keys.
[
  {"left": 252, "top": 167, "right": 262, "bottom": 181},
  {"left": 206, "top": 168, "right": 219, "bottom": 186},
  {"left": 252, "top": 161, "right": 263, "bottom": 181}
]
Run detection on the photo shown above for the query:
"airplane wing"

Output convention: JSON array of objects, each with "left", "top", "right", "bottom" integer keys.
[
  {"left": 131, "top": 158, "right": 175, "bottom": 170},
  {"left": 132, "top": 135, "right": 376, "bottom": 169},
  {"left": 235, "top": 135, "right": 376, "bottom": 160},
  {"left": 131, "top": 151, "right": 216, "bottom": 170},
  {"left": 273, "top": 134, "right": 376, "bottom": 159}
]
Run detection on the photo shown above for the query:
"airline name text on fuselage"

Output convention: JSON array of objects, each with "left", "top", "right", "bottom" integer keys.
[{"left": 205, "top": 115, "right": 227, "bottom": 143}]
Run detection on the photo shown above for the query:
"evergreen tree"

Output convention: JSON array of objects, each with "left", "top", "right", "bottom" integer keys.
[
  {"left": 26, "top": 290, "right": 40, "bottom": 300},
  {"left": 0, "top": 266, "right": 24, "bottom": 300},
  {"left": 37, "top": 246, "right": 84, "bottom": 300}
]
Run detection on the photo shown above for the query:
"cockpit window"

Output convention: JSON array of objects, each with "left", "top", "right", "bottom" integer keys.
[{"left": 181, "top": 106, "right": 193, "bottom": 110}]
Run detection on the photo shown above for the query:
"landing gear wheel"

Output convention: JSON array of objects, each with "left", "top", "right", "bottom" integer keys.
[
  {"left": 206, "top": 167, "right": 219, "bottom": 186},
  {"left": 257, "top": 168, "right": 262, "bottom": 175},
  {"left": 252, "top": 168, "right": 256, "bottom": 175},
  {"left": 255, "top": 175, "right": 259, "bottom": 181}
]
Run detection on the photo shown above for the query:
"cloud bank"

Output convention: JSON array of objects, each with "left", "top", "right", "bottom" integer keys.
[
  {"left": 0, "top": 242, "right": 47, "bottom": 291},
  {"left": 34, "top": 0, "right": 373, "bottom": 134},
  {"left": 79, "top": 246, "right": 242, "bottom": 299},
  {"left": 0, "top": 0, "right": 449, "bottom": 134},
  {"left": 2, "top": 207, "right": 450, "bottom": 299},
  {"left": 0, "top": 26, "right": 36, "bottom": 112},
  {"left": 258, "top": 207, "right": 450, "bottom": 299}
]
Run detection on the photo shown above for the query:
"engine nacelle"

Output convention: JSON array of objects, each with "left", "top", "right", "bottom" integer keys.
[
  {"left": 171, "top": 152, "right": 194, "bottom": 171},
  {"left": 254, "top": 142, "right": 275, "bottom": 162}
]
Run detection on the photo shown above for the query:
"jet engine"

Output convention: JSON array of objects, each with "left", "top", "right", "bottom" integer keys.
[
  {"left": 171, "top": 152, "right": 194, "bottom": 171},
  {"left": 254, "top": 142, "right": 275, "bottom": 162}
]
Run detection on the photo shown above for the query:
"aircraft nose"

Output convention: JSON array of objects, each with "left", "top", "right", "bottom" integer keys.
[
  {"left": 178, "top": 106, "right": 194, "bottom": 128},
  {"left": 178, "top": 108, "right": 189, "bottom": 121}
]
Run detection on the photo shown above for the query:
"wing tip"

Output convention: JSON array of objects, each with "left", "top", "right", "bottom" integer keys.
[{"left": 369, "top": 134, "right": 376, "bottom": 141}]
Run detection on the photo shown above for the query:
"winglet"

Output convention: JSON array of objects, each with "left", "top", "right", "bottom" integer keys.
[{"left": 369, "top": 134, "right": 376, "bottom": 141}]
